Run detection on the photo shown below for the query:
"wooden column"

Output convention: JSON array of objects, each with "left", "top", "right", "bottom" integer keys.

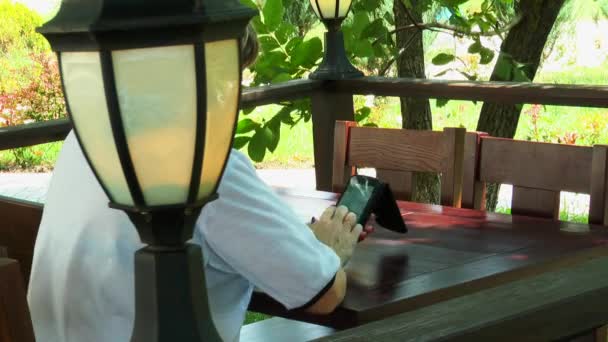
[{"left": 311, "top": 87, "right": 354, "bottom": 191}]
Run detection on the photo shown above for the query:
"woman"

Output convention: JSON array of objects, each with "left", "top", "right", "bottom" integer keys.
[{"left": 27, "top": 25, "right": 364, "bottom": 342}]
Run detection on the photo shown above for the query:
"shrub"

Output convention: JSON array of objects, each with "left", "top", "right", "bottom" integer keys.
[{"left": 0, "top": 1, "right": 66, "bottom": 170}]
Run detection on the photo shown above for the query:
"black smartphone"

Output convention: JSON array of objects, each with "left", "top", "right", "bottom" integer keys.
[
  {"left": 336, "top": 175, "right": 407, "bottom": 234},
  {"left": 336, "top": 175, "right": 385, "bottom": 226}
]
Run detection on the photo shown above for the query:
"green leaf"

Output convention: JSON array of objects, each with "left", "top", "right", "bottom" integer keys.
[
  {"left": 272, "top": 73, "right": 292, "bottom": 83},
  {"left": 355, "top": 107, "right": 372, "bottom": 122},
  {"left": 258, "top": 35, "right": 280, "bottom": 52},
  {"left": 248, "top": 127, "right": 274, "bottom": 162},
  {"left": 236, "top": 118, "right": 259, "bottom": 134},
  {"left": 263, "top": 0, "right": 283, "bottom": 31},
  {"left": 290, "top": 37, "right": 323, "bottom": 67},
  {"left": 285, "top": 37, "right": 303, "bottom": 53},
  {"left": 233, "top": 136, "right": 250, "bottom": 150},
  {"left": 252, "top": 16, "right": 269, "bottom": 35},
  {"left": 363, "top": 123, "right": 378, "bottom": 127},
  {"left": 275, "top": 23, "right": 296, "bottom": 45},
  {"left": 468, "top": 41, "right": 482, "bottom": 54},
  {"left": 351, "top": 12, "right": 370, "bottom": 38},
  {"left": 479, "top": 47, "right": 495, "bottom": 65},
  {"left": 494, "top": 55, "right": 512, "bottom": 81},
  {"left": 432, "top": 53, "right": 455, "bottom": 65},
  {"left": 267, "top": 118, "right": 282, "bottom": 152},
  {"left": 361, "top": 19, "right": 387, "bottom": 40},
  {"left": 361, "top": 0, "right": 382, "bottom": 12},
  {"left": 353, "top": 40, "right": 374, "bottom": 58},
  {"left": 242, "top": 107, "right": 255, "bottom": 115},
  {"left": 436, "top": 98, "right": 449, "bottom": 108}
]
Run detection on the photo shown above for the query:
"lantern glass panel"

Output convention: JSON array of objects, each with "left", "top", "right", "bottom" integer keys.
[
  {"left": 113, "top": 45, "right": 197, "bottom": 206},
  {"left": 309, "top": 0, "right": 352, "bottom": 19},
  {"left": 198, "top": 39, "right": 240, "bottom": 200},
  {"left": 61, "top": 52, "right": 134, "bottom": 206},
  {"left": 338, "top": 0, "right": 351, "bottom": 17}
]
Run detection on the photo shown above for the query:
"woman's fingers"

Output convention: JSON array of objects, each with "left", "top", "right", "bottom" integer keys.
[
  {"left": 333, "top": 205, "right": 349, "bottom": 223},
  {"left": 344, "top": 212, "right": 357, "bottom": 229},
  {"left": 319, "top": 206, "right": 336, "bottom": 222}
]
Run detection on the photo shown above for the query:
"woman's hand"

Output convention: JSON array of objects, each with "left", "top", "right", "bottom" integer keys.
[{"left": 308, "top": 206, "right": 363, "bottom": 266}]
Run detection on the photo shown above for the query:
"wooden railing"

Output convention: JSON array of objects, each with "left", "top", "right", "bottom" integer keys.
[{"left": 2, "top": 77, "right": 608, "bottom": 191}]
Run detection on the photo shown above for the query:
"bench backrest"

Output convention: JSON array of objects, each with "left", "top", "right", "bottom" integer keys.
[
  {"left": 470, "top": 136, "right": 608, "bottom": 224},
  {"left": 332, "top": 121, "right": 466, "bottom": 207},
  {"left": 0, "top": 196, "right": 43, "bottom": 285}
]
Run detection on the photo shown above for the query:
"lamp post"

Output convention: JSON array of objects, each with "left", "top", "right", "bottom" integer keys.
[
  {"left": 38, "top": 0, "right": 255, "bottom": 341},
  {"left": 309, "top": 0, "right": 363, "bottom": 80}
]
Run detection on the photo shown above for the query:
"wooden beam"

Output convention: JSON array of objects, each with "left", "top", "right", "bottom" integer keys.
[
  {"left": 311, "top": 89, "right": 355, "bottom": 191},
  {"left": 241, "top": 79, "right": 322, "bottom": 109},
  {"left": 336, "top": 77, "right": 608, "bottom": 108},
  {"left": 0, "top": 118, "right": 71, "bottom": 151}
]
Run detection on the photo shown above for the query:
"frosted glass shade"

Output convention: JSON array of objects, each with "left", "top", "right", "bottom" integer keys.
[
  {"left": 61, "top": 52, "right": 135, "bottom": 206},
  {"left": 59, "top": 39, "right": 241, "bottom": 208},
  {"left": 198, "top": 40, "right": 240, "bottom": 200},
  {"left": 310, "top": 0, "right": 352, "bottom": 19}
]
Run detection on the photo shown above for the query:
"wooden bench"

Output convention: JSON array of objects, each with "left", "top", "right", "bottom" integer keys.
[
  {"left": 0, "top": 258, "right": 35, "bottom": 342},
  {"left": 0, "top": 196, "right": 43, "bottom": 285},
  {"left": 332, "top": 121, "right": 466, "bottom": 207},
  {"left": 466, "top": 136, "right": 608, "bottom": 224}
]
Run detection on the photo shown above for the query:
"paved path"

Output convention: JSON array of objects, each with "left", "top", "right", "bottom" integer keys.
[{"left": 0, "top": 170, "right": 590, "bottom": 218}]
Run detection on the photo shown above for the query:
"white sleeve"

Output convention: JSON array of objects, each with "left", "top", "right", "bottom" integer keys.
[{"left": 198, "top": 150, "right": 341, "bottom": 310}]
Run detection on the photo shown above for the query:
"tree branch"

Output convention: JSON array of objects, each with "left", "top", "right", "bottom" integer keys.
[
  {"left": 378, "top": 32, "right": 418, "bottom": 77},
  {"left": 384, "top": 13, "right": 523, "bottom": 41}
]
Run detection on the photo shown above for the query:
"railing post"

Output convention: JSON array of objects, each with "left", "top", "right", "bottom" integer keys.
[{"left": 311, "top": 87, "right": 354, "bottom": 191}]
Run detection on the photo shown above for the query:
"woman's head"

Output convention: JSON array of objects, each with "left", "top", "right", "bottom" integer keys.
[{"left": 240, "top": 24, "right": 259, "bottom": 69}]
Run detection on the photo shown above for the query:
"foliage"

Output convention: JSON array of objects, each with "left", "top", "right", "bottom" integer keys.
[
  {"left": 236, "top": 0, "right": 526, "bottom": 162},
  {"left": 0, "top": 1, "right": 65, "bottom": 170}
]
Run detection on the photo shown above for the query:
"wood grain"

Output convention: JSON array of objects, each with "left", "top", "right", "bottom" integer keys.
[
  {"left": 315, "top": 256, "right": 608, "bottom": 342},
  {"left": 333, "top": 123, "right": 466, "bottom": 207},
  {"left": 590, "top": 145, "right": 608, "bottom": 225},
  {"left": 347, "top": 127, "right": 446, "bottom": 172},
  {"left": 478, "top": 137, "right": 593, "bottom": 193},
  {"left": 461, "top": 132, "right": 487, "bottom": 209},
  {"left": 332, "top": 121, "right": 357, "bottom": 193},
  {"left": 511, "top": 185, "right": 560, "bottom": 219},
  {"left": 335, "top": 76, "right": 608, "bottom": 108},
  {"left": 312, "top": 92, "right": 355, "bottom": 192},
  {"left": 0, "top": 196, "right": 44, "bottom": 285},
  {"left": 439, "top": 127, "right": 465, "bottom": 207}
]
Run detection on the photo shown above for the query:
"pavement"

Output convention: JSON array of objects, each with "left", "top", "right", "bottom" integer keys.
[{"left": 0, "top": 170, "right": 590, "bottom": 218}]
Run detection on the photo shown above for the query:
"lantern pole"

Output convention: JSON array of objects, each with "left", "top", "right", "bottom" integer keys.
[{"left": 309, "top": 1, "right": 363, "bottom": 80}]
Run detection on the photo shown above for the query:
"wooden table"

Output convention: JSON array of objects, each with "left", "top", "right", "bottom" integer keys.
[{"left": 248, "top": 188, "right": 608, "bottom": 341}]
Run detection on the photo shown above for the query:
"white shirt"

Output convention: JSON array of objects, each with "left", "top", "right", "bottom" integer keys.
[{"left": 27, "top": 132, "right": 340, "bottom": 342}]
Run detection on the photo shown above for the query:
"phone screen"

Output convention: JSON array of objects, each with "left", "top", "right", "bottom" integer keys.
[{"left": 337, "top": 176, "right": 376, "bottom": 221}]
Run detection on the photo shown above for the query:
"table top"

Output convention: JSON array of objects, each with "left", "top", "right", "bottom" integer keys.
[{"left": 248, "top": 187, "right": 608, "bottom": 329}]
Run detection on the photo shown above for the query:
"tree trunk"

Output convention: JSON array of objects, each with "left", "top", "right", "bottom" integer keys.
[
  {"left": 476, "top": 0, "right": 567, "bottom": 211},
  {"left": 393, "top": 0, "right": 440, "bottom": 204}
]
